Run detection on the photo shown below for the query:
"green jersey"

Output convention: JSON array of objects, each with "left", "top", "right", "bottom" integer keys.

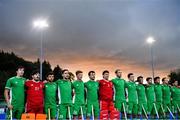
[
  {"left": 56, "top": 79, "right": 72, "bottom": 104},
  {"left": 162, "top": 84, "right": 171, "bottom": 103},
  {"left": 171, "top": 86, "right": 180, "bottom": 101},
  {"left": 5, "top": 76, "right": 26, "bottom": 107},
  {"left": 154, "top": 83, "right": 163, "bottom": 102},
  {"left": 84, "top": 80, "right": 99, "bottom": 102},
  {"left": 111, "top": 77, "right": 126, "bottom": 102},
  {"left": 44, "top": 82, "right": 57, "bottom": 106},
  {"left": 72, "top": 80, "right": 85, "bottom": 104},
  {"left": 125, "top": 81, "right": 138, "bottom": 103},
  {"left": 145, "top": 84, "right": 155, "bottom": 102},
  {"left": 136, "top": 84, "right": 147, "bottom": 103}
]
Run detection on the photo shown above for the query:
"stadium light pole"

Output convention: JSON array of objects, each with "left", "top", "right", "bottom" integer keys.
[
  {"left": 146, "top": 36, "right": 156, "bottom": 80},
  {"left": 33, "top": 19, "right": 49, "bottom": 80}
]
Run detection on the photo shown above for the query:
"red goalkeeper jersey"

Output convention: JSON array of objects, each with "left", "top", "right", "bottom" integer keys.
[
  {"left": 98, "top": 79, "right": 114, "bottom": 101},
  {"left": 25, "top": 80, "right": 44, "bottom": 106}
]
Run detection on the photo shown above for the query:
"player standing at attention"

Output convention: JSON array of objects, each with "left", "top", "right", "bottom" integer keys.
[
  {"left": 162, "top": 77, "right": 171, "bottom": 118},
  {"left": 25, "top": 70, "right": 44, "bottom": 115},
  {"left": 84, "top": 71, "right": 99, "bottom": 119},
  {"left": 99, "top": 70, "right": 119, "bottom": 119},
  {"left": 72, "top": 70, "right": 86, "bottom": 119},
  {"left": 145, "top": 77, "right": 156, "bottom": 118},
  {"left": 154, "top": 77, "right": 163, "bottom": 118},
  {"left": 171, "top": 80, "right": 180, "bottom": 118},
  {"left": 44, "top": 72, "right": 57, "bottom": 120},
  {"left": 56, "top": 69, "right": 73, "bottom": 120},
  {"left": 125, "top": 73, "right": 138, "bottom": 119},
  {"left": 136, "top": 76, "right": 148, "bottom": 119},
  {"left": 111, "top": 69, "right": 127, "bottom": 118},
  {"left": 4, "top": 66, "right": 26, "bottom": 119}
]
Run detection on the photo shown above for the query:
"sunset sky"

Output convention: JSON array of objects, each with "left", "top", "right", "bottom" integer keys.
[{"left": 0, "top": 0, "right": 180, "bottom": 81}]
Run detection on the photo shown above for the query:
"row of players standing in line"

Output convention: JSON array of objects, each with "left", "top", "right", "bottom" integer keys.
[{"left": 4, "top": 66, "right": 180, "bottom": 119}]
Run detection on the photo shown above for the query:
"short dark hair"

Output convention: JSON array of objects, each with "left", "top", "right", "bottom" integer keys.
[
  {"left": 31, "top": 70, "right": 39, "bottom": 76},
  {"left": 127, "top": 73, "right": 133, "bottom": 78},
  {"left": 115, "top": 69, "right": 121, "bottom": 74},
  {"left": 76, "top": 70, "right": 83, "bottom": 76},
  {"left": 137, "top": 76, "right": 143, "bottom": 80},
  {"left": 62, "top": 69, "right": 69, "bottom": 74},
  {"left": 16, "top": 66, "right": 25, "bottom": 71},
  {"left": 102, "top": 70, "right": 109, "bottom": 75},
  {"left": 154, "top": 76, "right": 160, "bottom": 82},
  {"left": 88, "top": 71, "right": 95, "bottom": 76},
  {"left": 162, "top": 77, "right": 166, "bottom": 82},
  {"left": 146, "top": 77, "right": 152, "bottom": 81},
  {"left": 46, "top": 72, "right": 54, "bottom": 78}
]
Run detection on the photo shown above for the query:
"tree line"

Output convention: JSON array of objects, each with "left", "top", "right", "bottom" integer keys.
[{"left": 0, "top": 50, "right": 63, "bottom": 99}]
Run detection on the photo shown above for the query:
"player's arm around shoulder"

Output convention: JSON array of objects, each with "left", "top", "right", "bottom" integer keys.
[
  {"left": 111, "top": 78, "right": 115, "bottom": 83},
  {"left": 124, "top": 80, "right": 128, "bottom": 88},
  {"left": 96, "top": 80, "right": 99, "bottom": 89},
  {"left": 25, "top": 79, "right": 31, "bottom": 87},
  {"left": 84, "top": 81, "right": 88, "bottom": 88}
]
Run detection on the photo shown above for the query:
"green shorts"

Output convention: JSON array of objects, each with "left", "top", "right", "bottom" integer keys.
[
  {"left": 58, "top": 103, "right": 73, "bottom": 120},
  {"left": 152, "top": 102, "right": 163, "bottom": 115},
  {"left": 73, "top": 102, "right": 86, "bottom": 116},
  {"left": 44, "top": 104, "right": 57, "bottom": 119},
  {"left": 6, "top": 105, "right": 24, "bottom": 119},
  {"left": 172, "top": 100, "right": 180, "bottom": 114},
  {"left": 147, "top": 101, "right": 154, "bottom": 115},
  {"left": 127, "top": 102, "right": 138, "bottom": 115},
  {"left": 162, "top": 101, "right": 171, "bottom": 113},
  {"left": 138, "top": 102, "right": 147, "bottom": 115},
  {"left": 114, "top": 100, "right": 126, "bottom": 112},
  {"left": 86, "top": 100, "right": 99, "bottom": 117}
]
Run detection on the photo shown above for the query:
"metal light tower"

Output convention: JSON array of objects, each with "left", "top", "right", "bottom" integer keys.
[
  {"left": 33, "top": 19, "right": 49, "bottom": 80},
  {"left": 146, "top": 36, "right": 156, "bottom": 80}
]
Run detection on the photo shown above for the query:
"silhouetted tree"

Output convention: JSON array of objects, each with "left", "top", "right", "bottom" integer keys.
[
  {"left": 169, "top": 69, "right": 180, "bottom": 85},
  {"left": 53, "top": 65, "right": 63, "bottom": 81},
  {"left": 0, "top": 50, "right": 59, "bottom": 99}
]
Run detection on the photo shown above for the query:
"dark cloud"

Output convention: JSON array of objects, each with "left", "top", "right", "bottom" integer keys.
[{"left": 0, "top": 0, "right": 180, "bottom": 76}]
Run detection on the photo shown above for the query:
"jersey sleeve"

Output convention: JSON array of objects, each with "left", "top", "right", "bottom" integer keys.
[
  {"left": 72, "top": 81, "right": 76, "bottom": 89},
  {"left": 124, "top": 81, "right": 128, "bottom": 88},
  {"left": 25, "top": 80, "right": 31, "bottom": 88},
  {"left": 84, "top": 82, "right": 87, "bottom": 88},
  {"left": 55, "top": 80, "right": 59, "bottom": 84},
  {"left": 97, "top": 82, "right": 99, "bottom": 90},
  {"left": 111, "top": 79, "right": 115, "bottom": 84},
  {"left": 41, "top": 82, "right": 45, "bottom": 88},
  {"left": 5, "top": 78, "right": 12, "bottom": 89},
  {"left": 98, "top": 80, "right": 102, "bottom": 84}
]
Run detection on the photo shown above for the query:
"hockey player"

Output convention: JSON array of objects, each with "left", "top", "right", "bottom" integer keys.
[
  {"left": 136, "top": 76, "right": 148, "bottom": 119},
  {"left": 125, "top": 73, "right": 138, "bottom": 119},
  {"left": 162, "top": 77, "right": 171, "bottom": 118},
  {"left": 111, "top": 69, "right": 126, "bottom": 118},
  {"left": 171, "top": 80, "right": 180, "bottom": 118},
  {"left": 44, "top": 72, "right": 57, "bottom": 120},
  {"left": 145, "top": 77, "right": 156, "bottom": 118},
  {"left": 72, "top": 70, "right": 86, "bottom": 119},
  {"left": 4, "top": 66, "right": 26, "bottom": 119},
  {"left": 25, "top": 70, "right": 44, "bottom": 114},
  {"left": 99, "top": 70, "right": 119, "bottom": 119},
  {"left": 154, "top": 76, "right": 163, "bottom": 118},
  {"left": 56, "top": 69, "right": 73, "bottom": 120},
  {"left": 84, "top": 71, "right": 99, "bottom": 119}
]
